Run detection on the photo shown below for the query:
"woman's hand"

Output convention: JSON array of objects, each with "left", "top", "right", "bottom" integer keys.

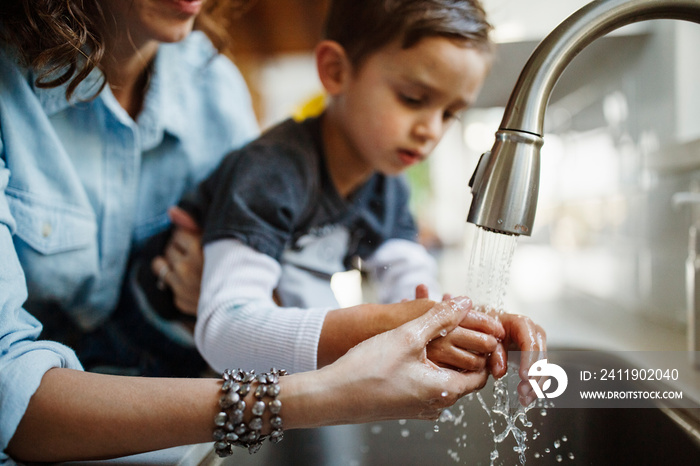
[
  {"left": 289, "top": 297, "right": 490, "bottom": 427},
  {"left": 426, "top": 309, "right": 505, "bottom": 371},
  {"left": 150, "top": 207, "right": 204, "bottom": 315},
  {"left": 412, "top": 285, "right": 505, "bottom": 372},
  {"left": 410, "top": 285, "right": 547, "bottom": 406}
]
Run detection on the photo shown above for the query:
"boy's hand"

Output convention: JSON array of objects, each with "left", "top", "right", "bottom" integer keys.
[
  {"left": 487, "top": 312, "right": 547, "bottom": 406},
  {"left": 412, "top": 284, "right": 547, "bottom": 405},
  {"left": 411, "top": 286, "right": 506, "bottom": 371},
  {"left": 426, "top": 304, "right": 505, "bottom": 371},
  {"left": 151, "top": 207, "right": 204, "bottom": 315}
]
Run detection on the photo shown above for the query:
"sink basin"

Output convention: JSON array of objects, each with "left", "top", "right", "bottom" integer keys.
[{"left": 213, "top": 350, "right": 700, "bottom": 465}]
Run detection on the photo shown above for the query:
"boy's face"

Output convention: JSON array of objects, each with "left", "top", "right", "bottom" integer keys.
[{"left": 334, "top": 36, "right": 490, "bottom": 176}]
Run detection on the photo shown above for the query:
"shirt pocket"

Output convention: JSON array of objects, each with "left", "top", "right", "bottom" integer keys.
[{"left": 7, "top": 191, "right": 99, "bottom": 306}]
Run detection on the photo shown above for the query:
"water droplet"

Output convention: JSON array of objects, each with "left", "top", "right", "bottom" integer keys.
[
  {"left": 370, "top": 425, "right": 382, "bottom": 435},
  {"left": 438, "top": 409, "right": 455, "bottom": 423},
  {"left": 554, "top": 439, "right": 561, "bottom": 448},
  {"left": 398, "top": 419, "right": 407, "bottom": 425},
  {"left": 556, "top": 454, "right": 563, "bottom": 462},
  {"left": 490, "top": 450, "right": 499, "bottom": 460},
  {"left": 433, "top": 424, "right": 440, "bottom": 432},
  {"left": 534, "top": 452, "right": 541, "bottom": 458},
  {"left": 568, "top": 452, "right": 575, "bottom": 459},
  {"left": 562, "top": 435, "right": 568, "bottom": 442},
  {"left": 545, "top": 448, "right": 551, "bottom": 453},
  {"left": 540, "top": 409, "right": 548, "bottom": 417},
  {"left": 400, "top": 429, "right": 410, "bottom": 438},
  {"left": 439, "top": 329, "right": 448, "bottom": 337},
  {"left": 441, "top": 391, "right": 448, "bottom": 397}
]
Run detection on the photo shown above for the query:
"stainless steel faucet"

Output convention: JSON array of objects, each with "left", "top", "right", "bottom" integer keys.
[
  {"left": 467, "top": 0, "right": 700, "bottom": 364},
  {"left": 468, "top": 0, "right": 700, "bottom": 237}
]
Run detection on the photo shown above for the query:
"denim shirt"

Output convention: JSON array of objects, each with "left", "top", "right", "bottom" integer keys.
[{"left": 0, "top": 31, "right": 259, "bottom": 461}]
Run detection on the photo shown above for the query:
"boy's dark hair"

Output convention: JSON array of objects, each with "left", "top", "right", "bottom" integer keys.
[{"left": 323, "top": 0, "right": 493, "bottom": 67}]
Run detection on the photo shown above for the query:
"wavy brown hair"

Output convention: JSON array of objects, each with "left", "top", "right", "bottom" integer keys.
[{"left": 0, "top": 0, "right": 255, "bottom": 99}]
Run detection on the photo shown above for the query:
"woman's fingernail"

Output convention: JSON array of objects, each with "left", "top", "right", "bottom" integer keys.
[{"left": 452, "top": 296, "right": 472, "bottom": 308}]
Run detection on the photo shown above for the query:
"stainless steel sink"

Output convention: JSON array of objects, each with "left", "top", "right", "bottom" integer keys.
[{"left": 216, "top": 350, "right": 700, "bottom": 465}]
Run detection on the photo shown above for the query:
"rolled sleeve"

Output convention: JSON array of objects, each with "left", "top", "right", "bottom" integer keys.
[{"left": 0, "top": 224, "right": 82, "bottom": 460}]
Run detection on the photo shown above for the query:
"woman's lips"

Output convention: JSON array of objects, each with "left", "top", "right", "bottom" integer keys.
[{"left": 163, "top": 0, "right": 204, "bottom": 16}]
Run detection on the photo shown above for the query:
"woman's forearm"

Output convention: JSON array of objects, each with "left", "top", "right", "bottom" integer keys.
[
  {"left": 6, "top": 365, "right": 391, "bottom": 462},
  {"left": 7, "top": 368, "right": 220, "bottom": 462},
  {"left": 7, "top": 298, "right": 490, "bottom": 463}
]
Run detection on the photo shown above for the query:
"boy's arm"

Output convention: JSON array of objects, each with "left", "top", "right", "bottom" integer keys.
[
  {"left": 363, "top": 238, "right": 442, "bottom": 303},
  {"left": 196, "top": 238, "right": 503, "bottom": 371},
  {"left": 196, "top": 238, "right": 447, "bottom": 370},
  {"left": 195, "top": 238, "right": 331, "bottom": 373}
]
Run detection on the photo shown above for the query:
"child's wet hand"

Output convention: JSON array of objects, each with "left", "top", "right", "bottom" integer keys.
[
  {"left": 426, "top": 299, "right": 505, "bottom": 371},
  {"left": 486, "top": 312, "right": 547, "bottom": 405}
]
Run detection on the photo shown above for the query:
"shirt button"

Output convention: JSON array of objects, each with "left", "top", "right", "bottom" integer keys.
[{"left": 42, "top": 222, "right": 52, "bottom": 238}]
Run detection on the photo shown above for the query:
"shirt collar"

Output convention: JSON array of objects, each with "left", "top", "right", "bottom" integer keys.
[
  {"left": 32, "top": 42, "right": 192, "bottom": 152},
  {"left": 33, "top": 66, "right": 106, "bottom": 117}
]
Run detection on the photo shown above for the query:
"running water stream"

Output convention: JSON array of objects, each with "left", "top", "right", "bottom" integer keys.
[{"left": 466, "top": 226, "right": 534, "bottom": 465}]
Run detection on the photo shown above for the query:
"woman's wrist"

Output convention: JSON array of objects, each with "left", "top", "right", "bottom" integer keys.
[{"left": 212, "top": 368, "right": 287, "bottom": 456}]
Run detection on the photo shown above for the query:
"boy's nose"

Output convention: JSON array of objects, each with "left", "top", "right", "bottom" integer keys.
[{"left": 413, "top": 112, "right": 443, "bottom": 143}]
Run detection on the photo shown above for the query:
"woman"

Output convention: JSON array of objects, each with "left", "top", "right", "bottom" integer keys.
[{"left": 0, "top": 0, "right": 545, "bottom": 462}]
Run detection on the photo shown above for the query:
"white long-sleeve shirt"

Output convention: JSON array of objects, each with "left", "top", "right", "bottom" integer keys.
[{"left": 195, "top": 238, "right": 440, "bottom": 374}]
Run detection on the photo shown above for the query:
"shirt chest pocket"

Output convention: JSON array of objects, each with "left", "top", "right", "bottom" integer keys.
[{"left": 8, "top": 192, "right": 99, "bottom": 306}]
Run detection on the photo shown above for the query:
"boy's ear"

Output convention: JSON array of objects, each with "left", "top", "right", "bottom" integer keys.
[{"left": 315, "top": 40, "right": 351, "bottom": 95}]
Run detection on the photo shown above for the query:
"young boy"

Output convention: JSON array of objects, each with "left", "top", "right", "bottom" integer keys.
[{"left": 133, "top": 0, "right": 496, "bottom": 376}]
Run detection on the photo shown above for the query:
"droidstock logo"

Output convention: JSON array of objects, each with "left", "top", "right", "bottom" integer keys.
[{"left": 528, "top": 359, "right": 568, "bottom": 399}]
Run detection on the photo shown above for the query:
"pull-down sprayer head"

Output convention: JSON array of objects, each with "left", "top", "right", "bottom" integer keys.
[{"left": 467, "top": 0, "right": 700, "bottom": 236}]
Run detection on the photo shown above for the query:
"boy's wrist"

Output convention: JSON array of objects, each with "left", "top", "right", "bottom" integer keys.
[{"left": 317, "top": 299, "right": 435, "bottom": 368}]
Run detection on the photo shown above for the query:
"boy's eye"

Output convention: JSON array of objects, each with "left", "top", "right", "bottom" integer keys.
[
  {"left": 443, "top": 107, "right": 465, "bottom": 122},
  {"left": 399, "top": 93, "right": 424, "bottom": 106}
]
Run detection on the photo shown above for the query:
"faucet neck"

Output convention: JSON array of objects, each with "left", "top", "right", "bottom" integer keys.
[{"left": 501, "top": 0, "right": 700, "bottom": 136}]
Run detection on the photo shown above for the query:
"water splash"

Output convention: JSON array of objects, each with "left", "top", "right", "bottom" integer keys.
[{"left": 475, "top": 366, "right": 535, "bottom": 465}]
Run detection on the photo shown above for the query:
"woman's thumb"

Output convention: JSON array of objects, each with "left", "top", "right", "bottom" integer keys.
[{"left": 413, "top": 296, "right": 473, "bottom": 343}]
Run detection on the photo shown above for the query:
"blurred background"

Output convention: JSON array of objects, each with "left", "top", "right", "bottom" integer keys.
[{"left": 222, "top": 0, "right": 700, "bottom": 337}]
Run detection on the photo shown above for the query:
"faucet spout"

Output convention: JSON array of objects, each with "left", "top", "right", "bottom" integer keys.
[{"left": 467, "top": 0, "right": 700, "bottom": 236}]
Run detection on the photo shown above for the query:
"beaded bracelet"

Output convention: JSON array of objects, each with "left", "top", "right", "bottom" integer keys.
[{"left": 213, "top": 368, "right": 287, "bottom": 457}]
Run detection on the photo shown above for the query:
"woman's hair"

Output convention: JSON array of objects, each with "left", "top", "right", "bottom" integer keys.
[
  {"left": 323, "top": 0, "right": 493, "bottom": 68},
  {"left": 0, "top": 0, "right": 254, "bottom": 99}
]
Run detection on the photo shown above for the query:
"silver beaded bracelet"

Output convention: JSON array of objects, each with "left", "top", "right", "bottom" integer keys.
[{"left": 213, "top": 368, "right": 287, "bottom": 457}]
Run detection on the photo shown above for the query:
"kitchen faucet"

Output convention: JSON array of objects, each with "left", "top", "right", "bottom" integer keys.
[{"left": 467, "top": 0, "right": 700, "bottom": 364}]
